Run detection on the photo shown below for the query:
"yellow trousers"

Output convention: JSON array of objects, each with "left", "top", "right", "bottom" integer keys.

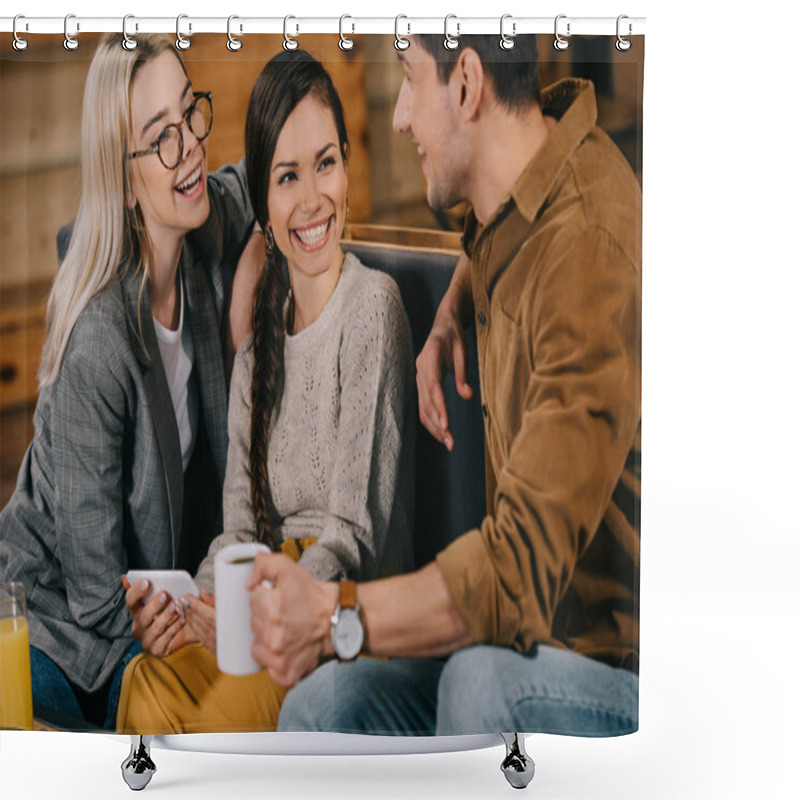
[{"left": 116, "top": 538, "right": 315, "bottom": 735}]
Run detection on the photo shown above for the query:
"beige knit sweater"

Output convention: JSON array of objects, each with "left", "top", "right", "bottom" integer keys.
[{"left": 196, "top": 253, "right": 415, "bottom": 590}]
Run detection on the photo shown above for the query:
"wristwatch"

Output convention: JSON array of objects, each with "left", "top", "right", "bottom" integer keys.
[{"left": 331, "top": 580, "right": 363, "bottom": 661}]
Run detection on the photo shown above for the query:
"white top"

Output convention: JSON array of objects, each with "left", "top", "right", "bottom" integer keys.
[{"left": 152, "top": 274, "right": 199, "bottom": 472}]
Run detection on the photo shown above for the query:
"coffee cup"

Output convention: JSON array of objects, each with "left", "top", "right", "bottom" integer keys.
[{"left": 214, "top": 542, "right": 270, "bottom": 676}]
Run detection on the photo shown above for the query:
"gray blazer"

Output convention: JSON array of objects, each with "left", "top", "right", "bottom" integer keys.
[{"left": 0, "top": 163, "right": 253, "bottom": 693}]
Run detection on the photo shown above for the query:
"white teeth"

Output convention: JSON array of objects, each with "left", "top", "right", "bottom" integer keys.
[
  {"left": 295, "top": 219, "right": 329, "bottom": 246},
  {"left": 176, "top": 166, "right": 201, "bottom": 193}
]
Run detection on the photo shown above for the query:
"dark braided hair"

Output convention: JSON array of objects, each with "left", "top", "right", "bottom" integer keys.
[{"left": 244, "top": 49, "right": 349, "bottom": 548}]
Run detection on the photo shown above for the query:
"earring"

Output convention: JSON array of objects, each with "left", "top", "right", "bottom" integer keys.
[
  {"left": 264, "top": 222, "right": 275, "bottom": 253},
  {"left": 345, "top": 198, "right": 350, "bottom": 219}
]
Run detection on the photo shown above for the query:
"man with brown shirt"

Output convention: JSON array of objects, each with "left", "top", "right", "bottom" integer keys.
[{"left": 248, "top": 34, "right": 641, "bottom": 738}]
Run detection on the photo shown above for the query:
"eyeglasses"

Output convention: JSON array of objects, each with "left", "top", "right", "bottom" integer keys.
[{"left": 127, "top": 92, "right": 213, "bottom": 171}]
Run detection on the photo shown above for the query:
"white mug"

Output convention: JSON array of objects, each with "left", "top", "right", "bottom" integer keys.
[{"left": 214, "top": 541, "right": 270, "bottom": 675}]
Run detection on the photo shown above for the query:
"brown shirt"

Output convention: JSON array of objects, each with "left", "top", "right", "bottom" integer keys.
[{"left": 436, "top": 79, "right": 642, "bottom": 672}]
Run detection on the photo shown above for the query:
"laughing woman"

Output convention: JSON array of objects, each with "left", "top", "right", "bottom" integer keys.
[
  {"left": 0, "top": 33, "right": 256, "bottom": 728},
  {"left": 116, "top": 50, "right": 415, "bottom": 734}
]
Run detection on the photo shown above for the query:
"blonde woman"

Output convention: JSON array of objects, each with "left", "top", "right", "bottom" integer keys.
[{"left": 0, "top": 33, "right": 256, "bottom": 728}]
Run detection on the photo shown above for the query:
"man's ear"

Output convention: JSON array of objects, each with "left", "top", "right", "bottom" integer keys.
[{"left": 453, "top": 47, "right": 485, "bottom": 121}]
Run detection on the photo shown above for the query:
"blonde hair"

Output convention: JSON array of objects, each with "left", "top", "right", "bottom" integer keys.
[{"left": 38, "top": 33, "right": 182, "bottom": 386}]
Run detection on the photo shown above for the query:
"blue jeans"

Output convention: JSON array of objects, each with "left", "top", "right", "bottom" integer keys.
[
  {"left": 278, "top": 645, "right": 637, "bottom": 736},
  {"left": 30, "top": 642, "right": 142, "bottom": 730},
  {"left": 278, "top": 657, "right": 444, "bottom": 735}
]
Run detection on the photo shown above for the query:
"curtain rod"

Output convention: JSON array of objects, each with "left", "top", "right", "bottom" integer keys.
[{"left": 1, "top": 15, "right": 646, "bottom": 38}]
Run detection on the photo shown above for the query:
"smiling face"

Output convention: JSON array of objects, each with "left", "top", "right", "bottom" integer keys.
[
  {"left": 393, "top": 38, "right": 467, "bottom": 212},
  {"left": 267, "top": 94, "right": 348, "bottom": 291},
  {"left": 127, "top": 50, "right": 210, "bottom": 251}
]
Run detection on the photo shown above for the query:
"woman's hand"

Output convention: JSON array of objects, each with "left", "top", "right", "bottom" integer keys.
[
  {"left": 121, "top": 576, "right": 186, "bottom": 657},
  {"left": 183, "top": 591, "right": 217, "bottom": 654}
]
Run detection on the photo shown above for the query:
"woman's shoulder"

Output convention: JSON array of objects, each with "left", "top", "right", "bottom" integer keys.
[
  {"left": 206, "top": 160, "right": 247, "bottom": 201},
  {"left": 342, "top": 252, "right": 405, "bottom": 316},
  {"left": 231, "top": 333, "right": 256, "bottom": 381},
  {"left": 339, "top": 254, "right": 411, "bottom": 358},
  {"left": 202, "top": 161, "right": 250, "bottom": 234},
  {"left": 62, "top": 282, "right": 133, "bottom": 368}
]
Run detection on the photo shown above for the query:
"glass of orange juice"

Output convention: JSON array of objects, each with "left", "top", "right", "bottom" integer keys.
[{"left": 0, "top": 582, "right": 34, "bottom": 730}]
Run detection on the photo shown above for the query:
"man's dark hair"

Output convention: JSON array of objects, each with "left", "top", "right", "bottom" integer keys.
[{"left": 416, "top": 34, "right": 541, "bottom": 110}]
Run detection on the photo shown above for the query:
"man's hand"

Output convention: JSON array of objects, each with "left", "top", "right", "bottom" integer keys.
[
  {"left": 417, "top": 252, "right": 474, "bottom": 451},
  {"left": 184, "top": 591, "right": 217, "bottom": 654},
  {"left": 417, "top": 308, "right": 474, "bottom": 451},
  {"left": 122, "top": 576, "right": 186, "bottom": 657},
  {"left": 247, "top": 553, "right": 337, "bottom": 689}
]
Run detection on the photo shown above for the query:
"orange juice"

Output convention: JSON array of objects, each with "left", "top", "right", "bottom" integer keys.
[{"left": 0, "top": 615, "right": 34, "bottom": 730}]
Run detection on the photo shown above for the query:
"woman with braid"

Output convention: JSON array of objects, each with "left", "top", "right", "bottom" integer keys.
[{"left": 117, "top": 50, "right": 415, "bottom": 733}]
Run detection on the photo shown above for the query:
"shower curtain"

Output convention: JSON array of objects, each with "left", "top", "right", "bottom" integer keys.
[{"left": 1, "top": 22, "right": 643, "bottom": 746}]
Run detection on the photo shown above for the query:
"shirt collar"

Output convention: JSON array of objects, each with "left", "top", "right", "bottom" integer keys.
[
  {"left": 514, "top": 78, "right": 598, "bottom": 221},
  {"left": 463, "top": 78, "right": 598, "bottom": 257}
]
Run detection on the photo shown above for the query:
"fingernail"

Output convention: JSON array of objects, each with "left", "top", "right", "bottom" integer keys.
[
  {"left": 160, "top": 592, "right": 168, "bottom": 604},
  {"left": 138, "top": 580, "right": 149, "bottom": 592}
]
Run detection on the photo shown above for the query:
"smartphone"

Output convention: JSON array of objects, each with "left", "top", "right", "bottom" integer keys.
[{"left": 126, "top": 569, "right": 199, "bottom": 602}]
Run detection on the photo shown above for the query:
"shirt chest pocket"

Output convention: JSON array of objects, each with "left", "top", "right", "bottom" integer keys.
[{"left": 484, "top": 303, "right": 530, "bottom": 457}]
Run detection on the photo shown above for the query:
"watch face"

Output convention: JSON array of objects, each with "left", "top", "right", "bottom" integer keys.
[{"left": 333, "top": 608, "right": 363, "bottom": 660}]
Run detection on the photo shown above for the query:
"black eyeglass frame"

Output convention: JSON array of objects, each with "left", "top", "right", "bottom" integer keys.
[{"left": 127, "top": 91, "right": 213, "bottom": 170}]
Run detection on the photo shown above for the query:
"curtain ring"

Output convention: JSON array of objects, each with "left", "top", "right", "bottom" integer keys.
[
  {"left": 63, "top": 14, "right": 79, "bottom": 51},
  {"left": 176, "top": 14, "right": 191, "bottom": 51},
  {"left": 394, "top": 15, "right": 410, "bottom": 51},
  {"left": 339, "top": 15, "right": 354, "bottom": 51},
  {"left": 443, "top": 14, "right": 460, "bottom": 51},
  {"left": 616, "top": 15, "right": 632, "bottom": 51},
  {"left": 122, "top": 14, "right": 137, "bottom": 51},
  {"left": 553, "top": 14, "right": 570, "bottom": 51},
  {"left": 226, "top": 15, "right": 242, "bottom": 51},
  {"left": 12, "top": 14, "right": 29, "bottom": 51},
  {"left": 283, "top": 16, "right": 299, "bottom": 51},
  {"left": 500, "top": 14, "right": 516, "bottom": 51}
]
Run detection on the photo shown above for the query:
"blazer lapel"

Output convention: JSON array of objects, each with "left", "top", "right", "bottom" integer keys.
[
  {"left": 124, "top": 270, "right": 184, "bottom": 564},
  {"left": 183, "top": 247, "right": 229, "bottom": 483}
]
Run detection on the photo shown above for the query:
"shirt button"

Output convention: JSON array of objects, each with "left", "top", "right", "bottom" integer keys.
[
  {"left": 482, "top": 404, "right": 488, "bottom": 418},
  {"left": 477, "top": 312, "right": 486, "bottom": 326}
]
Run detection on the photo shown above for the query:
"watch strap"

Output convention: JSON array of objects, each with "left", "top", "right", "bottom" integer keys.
[{"left": 339, "top": 579, "right": 357, "bottom": 610}]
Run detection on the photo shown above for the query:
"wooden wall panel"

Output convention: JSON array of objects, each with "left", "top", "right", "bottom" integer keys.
[
  {"left": 362, "top": 37, "right": 427, "bottom": 221},
  {"left": 0, "top": 56, "right": 84, "bottom": 177},
  {"left": 0, "top": 166, "right": 81, "bottom": 289},
  {"left": 0, "top": 304, "right": 46, "bottom": 410}
]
